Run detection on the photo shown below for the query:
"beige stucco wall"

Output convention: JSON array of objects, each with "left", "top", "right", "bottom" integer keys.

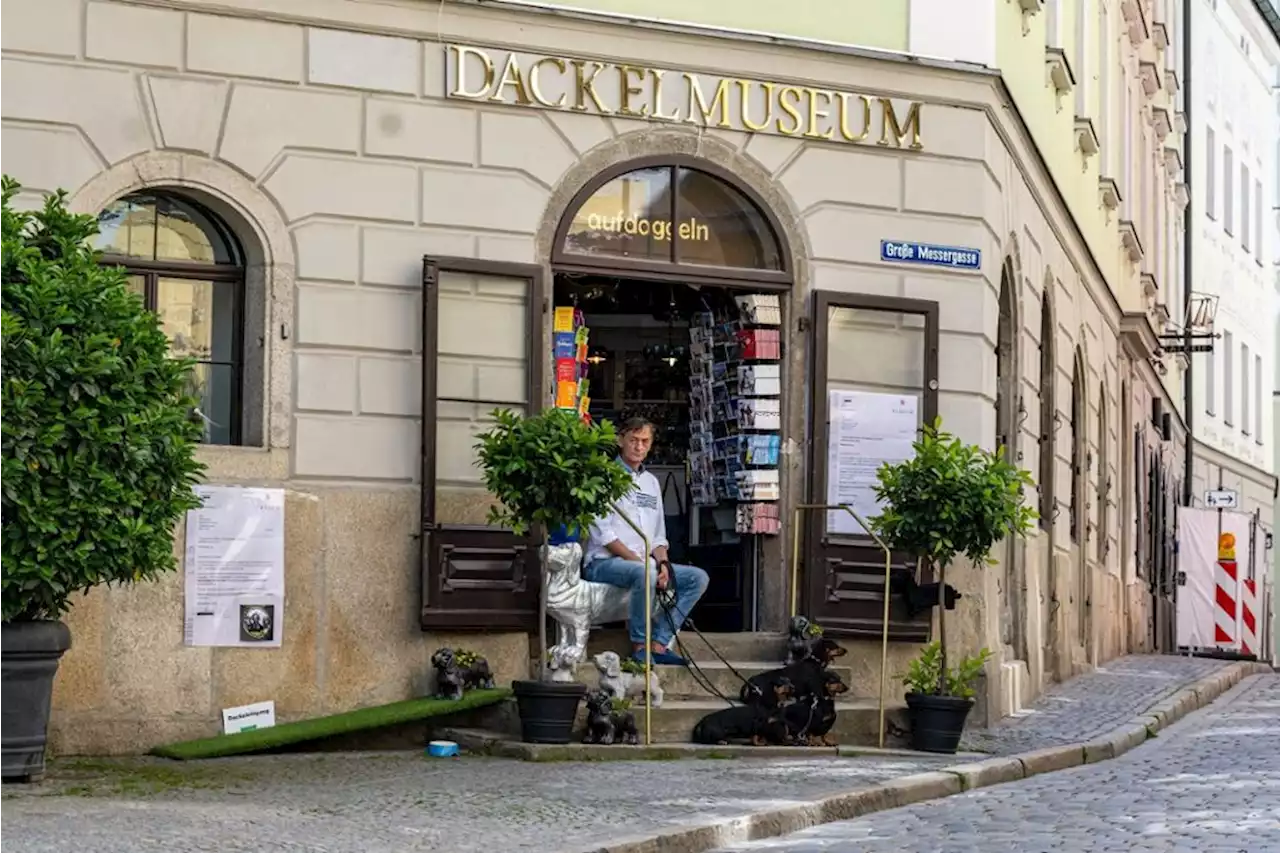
[{"left": 2, "top": 0, "right": 1169, "bottom": 750}]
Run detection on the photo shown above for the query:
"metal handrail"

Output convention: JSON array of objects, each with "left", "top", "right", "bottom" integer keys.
[
  {"left": 790, "top": 503, "right": 894, "bottom": 749},
  {"left": 612, "top": 506, "right": 653, "bottom": 745}
]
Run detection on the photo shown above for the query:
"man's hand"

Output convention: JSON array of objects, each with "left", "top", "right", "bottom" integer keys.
[{"left": 655, "top": 562, "right": 670, "bottom": 590}]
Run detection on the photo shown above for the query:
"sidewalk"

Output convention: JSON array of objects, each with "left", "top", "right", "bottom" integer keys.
[
  {"left": 1, "top": 654, "right": 1241, "bottom": 853},
  {"left": 3, "top": 752, "right": 955, "bottom": 853},
  {"left": 960, "top": 654, "right": 1232, "bottom": 755}
]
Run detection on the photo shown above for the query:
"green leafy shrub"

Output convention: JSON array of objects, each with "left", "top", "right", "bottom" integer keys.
[
  {"left": 2, "top": 178, "right": 205, "bottom": 623},
  {"left": 871, "top": 418, "right": 1035, "bottom": 695},
  {"left": 901, "top": 642, "right": 993, "bottom": 700},
  {"left": 475, "top": 408, "right": 634, "bottom": 536}
]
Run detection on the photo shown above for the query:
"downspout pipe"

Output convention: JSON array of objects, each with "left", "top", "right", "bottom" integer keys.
[{"left": 1182, "top": 0, "right": 1195, "bottom": 507}]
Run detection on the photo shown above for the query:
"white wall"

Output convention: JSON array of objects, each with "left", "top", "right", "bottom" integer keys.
[{"left": 1188, "top": 0, "right": 1280, "bottom": 480}]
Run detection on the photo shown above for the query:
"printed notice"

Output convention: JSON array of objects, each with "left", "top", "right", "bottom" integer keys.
[
  {"left": 184, "top": 486, "right": 284, "bottom": 647},
  {"left": 826, "top": 390, "right": 919, "bottom": 536}
]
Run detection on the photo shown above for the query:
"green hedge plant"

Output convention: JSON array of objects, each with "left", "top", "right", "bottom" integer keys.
[
  {"left": 2, "top": 178, "right": 205, "bottom": 624},
  {"left": 870, "top": 418, "right": 1035, "bottom": 696}
]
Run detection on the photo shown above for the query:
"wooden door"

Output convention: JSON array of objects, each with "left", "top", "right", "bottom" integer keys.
[
  {"left": 420, "top": 257, "right": 546, "bottom": 631},
  {"left": 805, "top": 292, "right": 939, "bottom": 641}
]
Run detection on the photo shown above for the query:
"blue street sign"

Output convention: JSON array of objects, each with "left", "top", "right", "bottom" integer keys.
[{"left": 880, "top": 240, "right": 982, "bottom": 270}]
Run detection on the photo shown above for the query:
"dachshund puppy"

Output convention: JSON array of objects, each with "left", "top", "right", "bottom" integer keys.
[
  {"left": 741, "top": 640, "right": 846, "bottom": 705},
  {"left": 692, "top": 703, "right": 790, "bottom": 746},
  {"left": 783, "top": 671, "right": 849, "bottom": 746}
]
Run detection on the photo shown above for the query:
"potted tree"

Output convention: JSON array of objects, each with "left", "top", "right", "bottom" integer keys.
[
  {"left": 870, "top": 418, "right": 1035, "bottom": 754},
  {"left": 475, "top": 408, "right": 633, "bottom": 744},
  {"left": 1, "top": 179, "right": 205, "bottom": 781}
]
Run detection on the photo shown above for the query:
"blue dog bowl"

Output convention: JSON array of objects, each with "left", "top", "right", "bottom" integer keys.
[{"left": 426, "top": 740, "right": 460, "bottom": 758}]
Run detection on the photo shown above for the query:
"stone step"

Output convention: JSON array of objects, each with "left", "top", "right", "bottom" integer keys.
[
  {"left": 627, "top": 698, "right": 910, "bottom": 746},
  {"left": 585, "top": 628, "right": 789, "bottom": 663},
  {"left": 573, "top": 660, "right": 862, "bottom": 702}
]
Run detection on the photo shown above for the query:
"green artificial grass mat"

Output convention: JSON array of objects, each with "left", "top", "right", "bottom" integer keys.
[{"left": 150, "top": 688, "right": 512, "bottom": 761}]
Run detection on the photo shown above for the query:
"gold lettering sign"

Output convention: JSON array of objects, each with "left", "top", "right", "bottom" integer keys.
[{"left": 445, "top": 45, "right": 924, "bottom": 150}]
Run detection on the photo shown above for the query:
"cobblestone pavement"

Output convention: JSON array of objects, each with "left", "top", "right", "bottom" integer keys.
[
  {"left": 1, "top": 752, "right": 953, "bottom": 853},
  {"left": 961, "top": 654, "right": 1232, "bottom": 755},
  {"left": 714, "top": 672, "right": 1280, "bottom": 853}
]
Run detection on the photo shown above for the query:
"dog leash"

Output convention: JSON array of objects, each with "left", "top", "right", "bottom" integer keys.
[{"left": 654, "top": 592, "right": 755, "bottom": 707}]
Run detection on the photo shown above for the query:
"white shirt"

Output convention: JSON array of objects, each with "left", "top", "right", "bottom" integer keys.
[{"left": 585, "top": 461, "right": 668, "bottom": 565}]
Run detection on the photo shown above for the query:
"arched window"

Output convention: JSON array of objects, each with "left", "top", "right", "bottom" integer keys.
[
  {"left": 1038, "top": 290, "right": 1056, "bottom": 530},
  {"left": 94, "top": 192, "right": 245, "bottom": 445},
  {"left": 1070, "top": 349, "right": 1086, "bottom": 544},
  {"left": 553, "top": 160, "right": 789, "bottom": 283}
]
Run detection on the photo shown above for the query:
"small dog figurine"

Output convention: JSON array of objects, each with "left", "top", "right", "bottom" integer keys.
[
  {"left": 785, "top": 615, "right": 822, "bottom": 665},
  {"left": 593, "top": 651, "right": 664, "bottom": 708},
  {"left": 431, "top": 647, "right": 495, "bottom": 701},
  {"left": 784, "top": 671, "right": 849, "bottom": 746},
  {"left": 583, "top": 689, "right": 640, "bottom": 745}
]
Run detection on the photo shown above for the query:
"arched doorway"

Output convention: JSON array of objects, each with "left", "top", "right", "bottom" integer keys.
[
  {"left": 94, "top": 191, "right": 246, "bottom": 446},
  {"left": 995, "top": 261, "right": 1023, "bottom": 659},
  {"left": 550, "top": 158, "right": 791, "bottom": 632}
]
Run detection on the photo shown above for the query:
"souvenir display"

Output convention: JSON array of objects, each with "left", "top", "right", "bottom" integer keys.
[
  {"left": 553, "top": 306, "right": 591, "bottom": 419},
  {"left": 686, "top": 294, "right": 783, "bottom": 534}
]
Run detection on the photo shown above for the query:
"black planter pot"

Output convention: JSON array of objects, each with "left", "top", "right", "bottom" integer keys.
[
  {"left": 2, "top": 621, "right": 72, "bottom": 782},
  {"left": 512, "top": 679, "right": 586, "bottom": 744},
  {"left": 905, "top": 692, "right": 974, "bottom": 754}
]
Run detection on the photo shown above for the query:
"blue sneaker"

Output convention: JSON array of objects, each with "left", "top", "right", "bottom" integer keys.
[{"left": 633, "top": 649, "right": 688, "bottom": 667}]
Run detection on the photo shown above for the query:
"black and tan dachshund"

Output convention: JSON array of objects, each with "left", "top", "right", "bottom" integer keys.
[
  {"left": 783, "top": 671, "right": 849, "bottom": 746},
  {"left": 741, "top": 638, "right": 848, "bottom": 705},
  {"left": 692, "top": 702, "right": 791, "bottom": 746}
]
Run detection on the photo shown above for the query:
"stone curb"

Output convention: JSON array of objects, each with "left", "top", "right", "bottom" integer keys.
[{"left": 574, "top": 660, "right": 1269, "bottom": 853}]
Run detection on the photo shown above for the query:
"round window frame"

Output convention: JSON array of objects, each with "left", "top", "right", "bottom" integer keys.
[{"left": 551, "top": 156, "right": 793, "bottom": 289}]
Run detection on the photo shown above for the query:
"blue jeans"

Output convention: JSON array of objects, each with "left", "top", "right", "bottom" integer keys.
[{"left": 582, "top": 557, "right": 710, "bottom": 647}]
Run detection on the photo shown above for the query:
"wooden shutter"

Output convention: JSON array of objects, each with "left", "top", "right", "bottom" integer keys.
[{"left": 420, "top": 256, "right": 545, "bottom": 631}]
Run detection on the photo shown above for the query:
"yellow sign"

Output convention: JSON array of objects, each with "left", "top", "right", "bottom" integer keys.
[
  {"left": 445, "top": 45, "right": 924, "bottom": 150},
  {"left": 1218, "top": 532, "right": 1236, "bottom": 561}
]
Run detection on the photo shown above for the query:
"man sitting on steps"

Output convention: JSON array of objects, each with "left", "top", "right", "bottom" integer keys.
[{"left": 582, "top": 417, "right": 710, "bottom": 666}]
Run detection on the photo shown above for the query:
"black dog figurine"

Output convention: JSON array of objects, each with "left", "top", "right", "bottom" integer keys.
[
  {"left": 742, "top": 639, "right": 847, "bottom": 705},
  {"left": 431, "top": 647, "right": 495, "bottom": 701},
  {"left": 783, "top": 671, "right": 849, "bottom": 746},
  {"left": 785, "top": 615, "right": 821, "bottom": 665},
  {"left": 583, "top": 689, "right": 639, "bottom": 745},
  {"left": 891, "top": 568, "right": 962, "bottom": 617}
]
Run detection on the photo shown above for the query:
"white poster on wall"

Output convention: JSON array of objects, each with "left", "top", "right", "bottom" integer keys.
[
  {"left": 826, "top": 390, "right": 919, "bottom": 535},
  {"left": 184, "top": 486, "right": 285, "bottom": 648}
]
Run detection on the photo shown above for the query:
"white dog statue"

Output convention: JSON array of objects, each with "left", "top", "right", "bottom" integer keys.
[
  {"left": 593, "top": 651, "right": 664, "bottom": 708},
  {"left": 543, "top": 541, "right": 631, "bottom": 668}
]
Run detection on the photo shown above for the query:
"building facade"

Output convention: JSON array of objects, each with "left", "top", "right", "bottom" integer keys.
[
  {"left": 1187, "top": 0, "right": 1280, "bottom": 627},
  {"left": 2, "top": 0, "right": 1187, "bottom": 754}
]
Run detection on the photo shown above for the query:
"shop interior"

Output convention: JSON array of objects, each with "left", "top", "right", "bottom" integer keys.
[{"left": 552, "top": 273, "right": 783, "bottom": 632}]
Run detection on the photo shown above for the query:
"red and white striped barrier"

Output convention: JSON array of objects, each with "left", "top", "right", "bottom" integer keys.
[
  {"left": 1214, "top": 533, "right": 1239, "bottom": 651},
  {"left": 1240, "top": 578, "right": 1261, "bottom": 658}
]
